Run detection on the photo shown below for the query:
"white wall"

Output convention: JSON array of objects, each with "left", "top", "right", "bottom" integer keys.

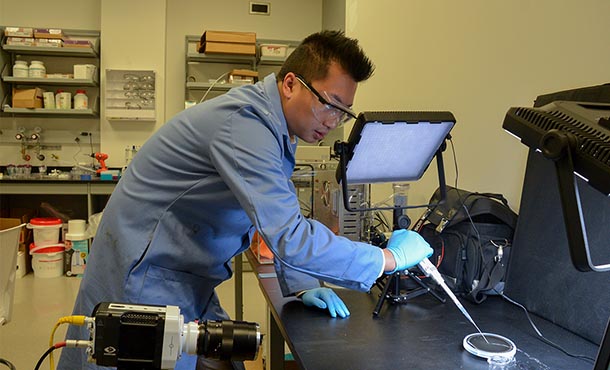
[
  {"left": 0, "top": 0, "right": 100, "bottom": 28},
  {"left": 99, "top": 0, "right": 167, "bottom": 167},
  {"left": 164, "top": 0, "right": 322, "bottom": 119},
  {"left": 344, "top": 0, "right": 610, "bottom": 215},
  {"left": 323, "top": 0, "right": 346, "bottom": 31}
]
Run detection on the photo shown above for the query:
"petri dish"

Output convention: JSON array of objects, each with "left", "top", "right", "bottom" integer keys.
[{"left": 463, "top": 333, "right": 516, "bottom": 362}]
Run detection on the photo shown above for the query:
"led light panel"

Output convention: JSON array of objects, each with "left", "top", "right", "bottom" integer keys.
[{"left": 344, "top": 112, "right": 455, "bottom": 184}]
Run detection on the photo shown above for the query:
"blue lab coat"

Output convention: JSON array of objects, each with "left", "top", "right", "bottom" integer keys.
[{"left": 58, "top": 74, "right": 383, "bottom": 369}]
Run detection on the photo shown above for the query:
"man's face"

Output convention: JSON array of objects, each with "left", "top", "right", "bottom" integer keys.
[{"left": 281, "top": 62, "right": 358, "bottom": 144}]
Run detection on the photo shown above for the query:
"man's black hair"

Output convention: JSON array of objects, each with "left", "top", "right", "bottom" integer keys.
[{"left": 277, "top": 30, "right": 374, "bottom": 83}]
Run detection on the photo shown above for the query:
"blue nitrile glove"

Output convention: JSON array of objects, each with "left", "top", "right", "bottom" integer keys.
[
  {"left": 300, "top": 287, "right": 350, "bottom": 318},
  {"left": 386, "top": 229, "right": 433, "bottom": 274}
]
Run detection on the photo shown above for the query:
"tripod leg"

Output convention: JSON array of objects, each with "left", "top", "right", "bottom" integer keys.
[
  {"left": 409, "top": 272, "right": 446, "bottom": 303},
  {"left": 373, "top": 274, "right": 394, "bottom": 316}
]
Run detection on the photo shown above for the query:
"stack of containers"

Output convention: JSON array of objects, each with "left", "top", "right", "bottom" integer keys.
[
  {"left": 64, "top": 219, "right": 89, "bottom": 277},
  {"left": 27, "top": 218, "right": 64, "bottom": 278}
]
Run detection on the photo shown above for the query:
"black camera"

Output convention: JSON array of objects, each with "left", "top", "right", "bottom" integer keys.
[{"left": 90, "top": 302, "right": 262, "bottom": 369}]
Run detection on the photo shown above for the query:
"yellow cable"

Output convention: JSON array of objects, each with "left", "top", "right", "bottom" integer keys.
[{"left": 48, "top": 316, "right": 87, "bottom": 370}]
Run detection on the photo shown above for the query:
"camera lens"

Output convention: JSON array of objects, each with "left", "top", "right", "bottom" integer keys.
[{"left": 197, "top": 320, "right": 262, "bottom": 361}]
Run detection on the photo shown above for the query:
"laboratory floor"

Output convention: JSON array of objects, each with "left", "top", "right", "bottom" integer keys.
[{"left": 0, "top": 270, "right": 267, "bottom": 370}]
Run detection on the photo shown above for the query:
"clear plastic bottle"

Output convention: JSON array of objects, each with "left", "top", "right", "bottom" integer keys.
[
  {"left": 392, "top": 183, "right": 410, "bottom": 207},
  {"left": 28, "top": 60, "right": 46, "bottom": 78},
  {"left": 73, "top": 90, "right": 88, "bottom": 109},
  {"left": 13, "top": 60, "right": 29, "bottom": 78}
]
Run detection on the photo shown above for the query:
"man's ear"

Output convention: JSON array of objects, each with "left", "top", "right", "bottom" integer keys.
[{"left": 281, "top": 73, "right": 296, "bottom": 99}]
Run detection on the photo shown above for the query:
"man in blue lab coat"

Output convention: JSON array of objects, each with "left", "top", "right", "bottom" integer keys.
[{"left": 59, "top": 30, "right": 431, "bottom": 370}]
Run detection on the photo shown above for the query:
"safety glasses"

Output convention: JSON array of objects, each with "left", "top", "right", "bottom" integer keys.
[{"left": 295, "top": 74, "right": 357, "bottom": 127}]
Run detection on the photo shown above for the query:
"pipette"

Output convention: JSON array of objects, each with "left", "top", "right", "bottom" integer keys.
[{"left": 418, "top": 258, "right": 488, "bottom": 341}]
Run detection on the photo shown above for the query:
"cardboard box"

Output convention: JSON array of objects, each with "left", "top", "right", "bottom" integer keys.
[
  {"left": 260, "top": 44, "right": 288, "bottom": 57},
  {"left": 0, "top": 218, "right": 23, "bottom": 240},
  {"left": 229, "top": 69, "right": 258, "bottom": 84},
  {"left": 12, "top": 88, "right": 44, "bottom": 109},
  {"left": 34, "top": 28, "right": 63, "bottom": 39},
  {"left": 4, "top": 27, "right": 33, "bottom": 38},
  {"left": 201, "top": 30, "right": 256, "bottom": 45},
  {"left": 0, "top": 219, "right": 27, "bottom": 277},
  {"left": 74, "top": 64, "right": 97, "bottom": 79},
  {"left": 63, "top": 39, "right": 92, "bottom": 48},
  {"left": 200, "top": 42, "right": 256, "bottom": 55},
  {"left": 5, "top": 37, "right": 35, "bottom": 46},
  {"left": 199, "top": 30, "right": 256, "bottom": 56},
  {"left": 35, "top": 38, "right": 62, "bottom": 47}
]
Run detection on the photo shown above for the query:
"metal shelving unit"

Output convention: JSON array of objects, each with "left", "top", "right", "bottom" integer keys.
[
  {"left": 2, "top": 76, "right": 99, "bottom": 87},
  {"left": 184, "top": 35, "right": 299, "bottom": 107},
  {"left": 0, "top": 27, "right": 101, "bottom": 117}
]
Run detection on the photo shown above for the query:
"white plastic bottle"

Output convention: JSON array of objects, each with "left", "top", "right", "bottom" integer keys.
[
  {"left": 73, "top": 90, "right": 88, "bottom": 109},
  {"left": 28, "top": 61, "right": 46, "bottom": 78},
  {"left": 13, "top": 60, "right": 29, "bottom": 78},
  {"left": 55, "top": 89, "right": 71, "bottom": 109}
]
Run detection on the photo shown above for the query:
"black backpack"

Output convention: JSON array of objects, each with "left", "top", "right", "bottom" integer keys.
[{"left": 416, "top": 186, "right": 518, "bottom": 303}]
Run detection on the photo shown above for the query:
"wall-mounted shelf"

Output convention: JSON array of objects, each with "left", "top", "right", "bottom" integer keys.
[
  {"left": 2, "top": 96, "right": 99, "bottom": 116},
  {"left": 3, "top": 107, "right": 97, "bottom": 116},
  {"left": 105, "top": 69, "right": 156, "bottom": 121},
  {"left": 184, "top": 35, "right": 299, "bottom": 106},
  {"left": 1, "top": 44, "right": 99, "bottom": 58},
  {"left": 0, "top": 27, "right": 101, "bottom": 117},
  {"left": 2, "top": 76, "right": 99, "bottom": 87},
  {"left": 185, "top": 82, "right": 246, "bottom": 91},
  {"left": 187, "top": 52, "right": 256, "bottom": 65},
  {"left": 1, "top": 28, "right": 100, "bottom": 57},
  {"left": 258, "top": 55, "right": 286, "bottom": 66}
]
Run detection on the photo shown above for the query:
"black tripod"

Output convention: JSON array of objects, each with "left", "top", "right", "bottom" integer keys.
[
  {"left": 372, "top": 268, "right": 445, "bottom": 316},
  {"left": 372, "top": 208, "right": 446, "bottom": 316}
]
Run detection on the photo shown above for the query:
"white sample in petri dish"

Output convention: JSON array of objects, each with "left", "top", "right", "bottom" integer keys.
[{"left": 463, "top": 333, "right": 517, "bottom": 363}]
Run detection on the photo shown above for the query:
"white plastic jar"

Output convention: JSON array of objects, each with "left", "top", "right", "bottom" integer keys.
[
  {"left": 55, "top": 90, "right": 71, "bottom": 109},
  {"left": 73, "top": 90, "right": 88, "bottom": 109},
  {"left": 13, "top": 60, "right": 29, "bottom": 78},
  {"left": 29, "top": 61, "right": 46, "bottom": 78}
]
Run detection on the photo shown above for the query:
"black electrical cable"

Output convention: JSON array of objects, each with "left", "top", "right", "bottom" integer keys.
[
  {"left": 374, "top": 211, "right": 390, "bottom": 231},
  {"left": 34, "top": 345, "right": 60, "bottom": 370},
  {"left": 0, "top": 358, "right": 16, "bottom": 370},
  {"left": 501, "top": 294, "right": 596, "bottom": 363},
  {"left": 89, "top": 133, "right": 95, "bottom": 168}
]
